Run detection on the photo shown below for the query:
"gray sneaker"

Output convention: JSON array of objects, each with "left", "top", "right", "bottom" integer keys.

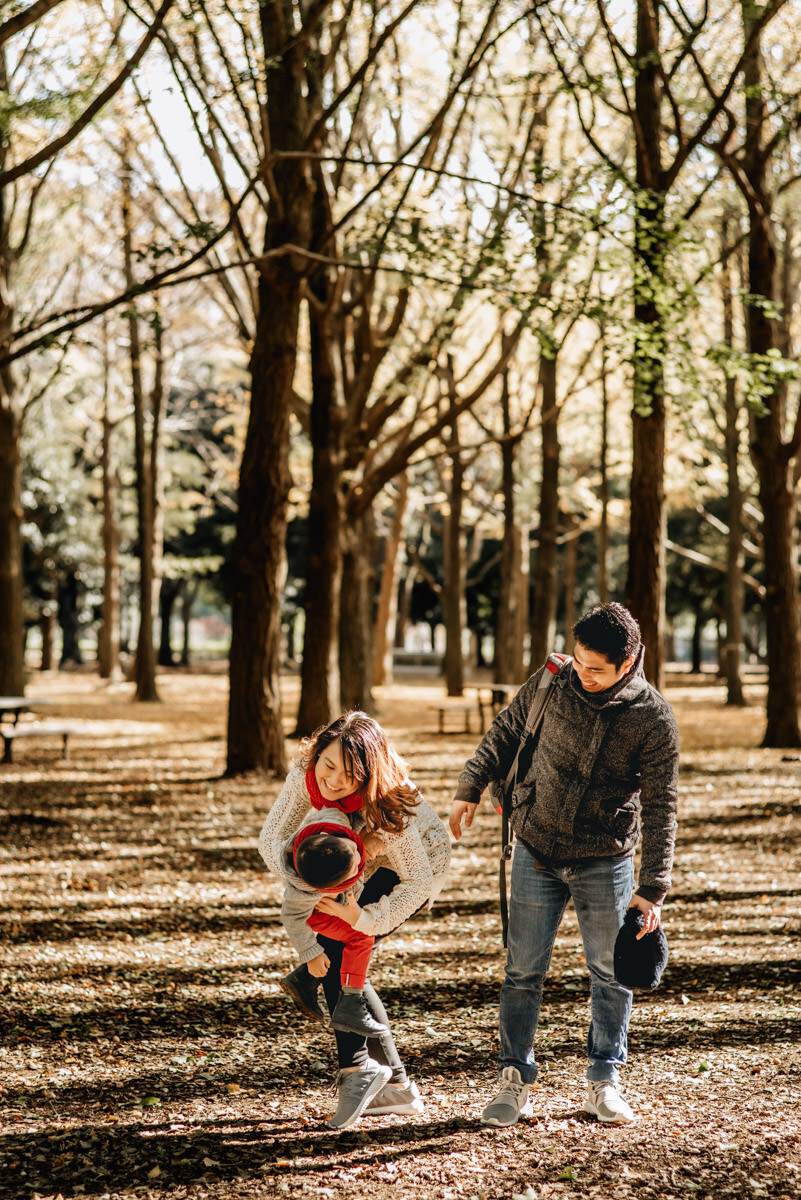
[
  {"left": 584, "top": 1080, "right": 634, "bottom": 1124},
  {"left": 327, "top": 1061, "right": 392, "bottom": 1130},
  {"left": 365, "top": 1078, "right": 424, "bottom": 1115},
  {"left": 480, "top": 1066, "right": 531, "bottom": 1126}
]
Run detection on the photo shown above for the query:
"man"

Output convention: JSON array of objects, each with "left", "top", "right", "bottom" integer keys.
[{"left": 450, "top": 602, "right": 678, "bottom": 1126}]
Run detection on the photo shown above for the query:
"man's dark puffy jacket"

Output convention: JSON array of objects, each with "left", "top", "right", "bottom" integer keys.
[{"left": 454, "top": 648, "right": 679, "bottom": 902}]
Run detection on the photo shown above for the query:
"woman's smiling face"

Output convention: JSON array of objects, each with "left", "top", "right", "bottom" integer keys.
[{"left": 314, "top": 738, "right": 359, "bottom": 802}]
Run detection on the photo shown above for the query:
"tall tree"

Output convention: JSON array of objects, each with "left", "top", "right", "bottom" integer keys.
[
  {"left": 729, "top": 0, "right": 801, "bottom": 744},
  {"left": 625, "top": 0, "right": 667, "bottom": 686},
  {"left": 534, "top": 0, "right": 788, "bottom": 689},
  {"left": 0, "top": 0, "right": 176, "bottom": 694},
  {"left": 225, "top": 0, "right": 315, "bottom": 774},
  {"left": 719, "top": 214, "right": 747, "bottom": 707},
  {"left": 0, "top": 47, "right": 24, "bottom": 693}
]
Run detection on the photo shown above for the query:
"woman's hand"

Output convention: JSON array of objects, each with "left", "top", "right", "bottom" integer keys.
[
  {"left": 315, "top": 890, "right": 361, "bottom": 926},
  {"left": 306, "top": 951, "right": 330, "bottom": 978},
  {"left": 362, "top": 831, "right": 386, "bottom": 860}
]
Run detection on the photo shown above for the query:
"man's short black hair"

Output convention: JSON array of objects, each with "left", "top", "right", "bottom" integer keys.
[
  {"left": 295, "top": 832, "right": 359, "bottom": 889},
  {"left": 572, "top": 602, "right": 641, "bottom": 669}
]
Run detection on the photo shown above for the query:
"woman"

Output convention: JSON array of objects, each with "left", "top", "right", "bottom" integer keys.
[{"left": 258, "top": 711, "right": 450, "bottom": 1130}]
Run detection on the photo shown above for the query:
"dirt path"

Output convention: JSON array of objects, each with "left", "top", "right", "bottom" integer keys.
[{"left": 0, "top": 670, "right": 799, "bottom": 1200}]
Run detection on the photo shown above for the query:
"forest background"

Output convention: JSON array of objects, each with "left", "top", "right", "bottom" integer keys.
[
  {"left": 2, "top": 6, "right": 801, "bottom": 1199},
  {"left": 3, "top": 0, "right": 801, "bottom": 767}
]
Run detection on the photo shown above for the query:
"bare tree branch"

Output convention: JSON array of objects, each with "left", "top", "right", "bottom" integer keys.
[{"left": 0, "top": 0, "right": 176, "bottom": 187}]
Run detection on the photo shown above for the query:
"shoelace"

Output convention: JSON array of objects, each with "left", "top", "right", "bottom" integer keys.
[{"left": 499, "top": 1078, "right": 528, "bottom": 1102}]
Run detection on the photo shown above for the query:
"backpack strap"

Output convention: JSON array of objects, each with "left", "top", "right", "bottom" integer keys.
[{"left": 499, "top": 652, "right": 571, "bottom": 947}]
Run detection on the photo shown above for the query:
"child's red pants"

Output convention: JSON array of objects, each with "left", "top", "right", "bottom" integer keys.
[{"left": 307, "top": 910, "right": 374, "bottom": 988}]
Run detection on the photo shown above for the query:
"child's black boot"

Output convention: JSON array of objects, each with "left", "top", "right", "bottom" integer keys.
[
  {"left": 331, "top": 990, "right": 389, "bottom": 1036},
  {"left": 278, "top": 963, "right": 326, "bottom": 1024}
]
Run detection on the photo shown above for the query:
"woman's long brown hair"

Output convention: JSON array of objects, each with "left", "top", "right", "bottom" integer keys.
[{"left": 298, "top": 712, "right": 420, "bottom": 834}]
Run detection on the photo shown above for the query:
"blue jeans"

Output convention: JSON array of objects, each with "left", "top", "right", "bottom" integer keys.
[{"left": 499, "top": 843, "right": 634, "bottom": 1084}]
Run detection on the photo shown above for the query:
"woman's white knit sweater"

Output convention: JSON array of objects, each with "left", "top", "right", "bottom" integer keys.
[{"left": 258, "top": 764, "right": 451, "bottom": 937}]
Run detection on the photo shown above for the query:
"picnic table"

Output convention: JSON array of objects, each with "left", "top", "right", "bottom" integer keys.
[
  {"left": 0, "top": 696, "right": 74, "bottom": 763},
  {"left": 0, "top": 696, "right": 52, "bottom": 725}
]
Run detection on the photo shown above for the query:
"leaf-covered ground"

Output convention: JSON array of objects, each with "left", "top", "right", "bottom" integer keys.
[{"left": 1, "top": 669, "right": 799, "bottom": 1200}]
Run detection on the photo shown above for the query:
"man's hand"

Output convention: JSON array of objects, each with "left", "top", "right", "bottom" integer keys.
[
  {"left": 315, "top": 890, "right": 361, "bottom": 926},
  {"left": 449, "top": 800, "right": 475, "bottom": 840},
  {"left": 306, "top": 951, "right": 330, "bottom": 978},
  {"left": 627, "top": 893, "right": 662, "bottom": 940}
]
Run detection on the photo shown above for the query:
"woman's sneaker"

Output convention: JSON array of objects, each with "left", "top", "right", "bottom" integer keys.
[
  {"left": 365, "top": 1078, "right": 424, "bottom": 1116},
  {"left": 327, "top": 1061, "right": 392, "bottom": 1130},
  {"left": 480, "top": 1066, "right": 531, "bottom": 1126},
  {"left": 584, "top": 1080, "right": 634, "bottom": 1124}
]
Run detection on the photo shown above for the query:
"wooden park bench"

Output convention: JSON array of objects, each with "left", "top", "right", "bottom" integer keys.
[
  {"left": 433, "top": 700, "right": 477, "bottom": 735},
  {"left": 1, "top": 722, "right": 74, "bottom": 764}
]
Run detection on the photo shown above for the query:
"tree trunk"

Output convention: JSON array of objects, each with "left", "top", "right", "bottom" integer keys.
[
  {"left": 122, "top": 158, "right": 159, "bottom": 703},
  {"left": 691, "top": 609, "right": 703, "bottom": 674},
  {"left": 562, "top": 514, "right": 579, "bottom": 650},
  {"left": 443, "top": 407, "right": 466, "bottom": 696},
  {"left": 39, "top": 610, "right": 54, "bottom": 671},
  {"left": 226, "top": 274, "right": 294, "bottom": 774},
  {"left": 720, "top": 214, "right": 746, "bottom": 706},
  {"left": 598, "top": 324, "right": 610, "bottom": 605},
  {"left": 158, "top": 578, "right": 181, "bottom": 667},
  {"left": 98, "top": 373, "right": 122, "bottom": 681},
  {"left": 179, "top": 579, "right": 199, "bottom": 667},
  {"left": 373, "top": 474, "right": 408, "bottom": 687},
  {"left": 226, "top": 0, "right": 314, "bottom": 775},
  {"left": 58, "top": 569, "right": 83, "bottom": 666},
  {"left": 0, "top": 398, "right": 24, "bottom": 694},
  {"left": 395, "top": 564, "right": 415, "bottom": 652},
  {"left": 294, "top": 295, "right": 345, "bottom": 738},
  {"left": 0, "top": 49, "right": 25, "bottom": 696},
  {"left": 529, "top": 351, "right": 560, "bottom": 668},
  {"left": 626, "top": 0, "right": 667, "bottom": 690},
  {"left": 340, "top": 506, "right": 377, "bottom": 713},
  {"left": 740, "top": 0, "right": 801, "bottom": 746},
  {"left": 495, "top": 353, "right": 525, "bottom": 684}
]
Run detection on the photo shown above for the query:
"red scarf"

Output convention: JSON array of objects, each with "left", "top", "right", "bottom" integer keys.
[
  {"left": 305, "top": 766, "right": 363, "bottom": 814},
  {"left": 292, "top": 820, "right": 366, "bottom": 893}
]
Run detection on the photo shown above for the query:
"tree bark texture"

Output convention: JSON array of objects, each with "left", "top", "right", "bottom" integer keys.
[
  {"left": 158, "top": 578, "right": 181, "bottom": 667},
  {"left": 339, "top": 506, "right": 377, "bottom": 713},
  {"left": 494, "top": 357, "right": 525, "bottom": 685},
  {"left": 373, "top": 474, "right": 409, "bottom": 687},
  {"left": 123, "top": 160, "right": 159, "bottom": 703},
  {"left": 720, "top": 215, "right": 746, "bottom": 707},
  {"left": 598, "top": 325, "right": 610, "bottom": 605},
  {"left": 226, "top": 0, "right": 313, "bottom": 774},
  {"left": 0, "top": 49, "right": 25, "bottom": 695},
  {"left": 561, "top": 515, "right": 579, "bottom": 651},
  {"left": 294, "top": 266, "right": 345, "bottom": 737},
  {"left": 99, "top": 389, "right": 121, "bottom": 681},
  {"left": 740, "top": 0, "right": 801, "bottom": 745},
  {"left": 529, "top": 351, "right": 559, "bottom": 669},
  {"left": 443, "top": 408, "right": 466, "bottom": 696},
  {"left": 625, "top": 0, "right": 666, "bottom": 690}
]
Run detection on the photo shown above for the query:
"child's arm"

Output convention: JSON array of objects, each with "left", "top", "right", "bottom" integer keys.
[
  {"left": 281, "top": 879, "right": 328, "bottom": 965},
  {"left": 258, "top": 766, "right": 309, "bottom": 875}
]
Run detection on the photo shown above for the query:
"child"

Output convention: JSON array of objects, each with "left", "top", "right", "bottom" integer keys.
[
  {"left": 259, "top": 711, "right": 450, "bottom": 1130},
  {"left": 280, "top": 807, "right": 391, "bottom": 1038}
]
